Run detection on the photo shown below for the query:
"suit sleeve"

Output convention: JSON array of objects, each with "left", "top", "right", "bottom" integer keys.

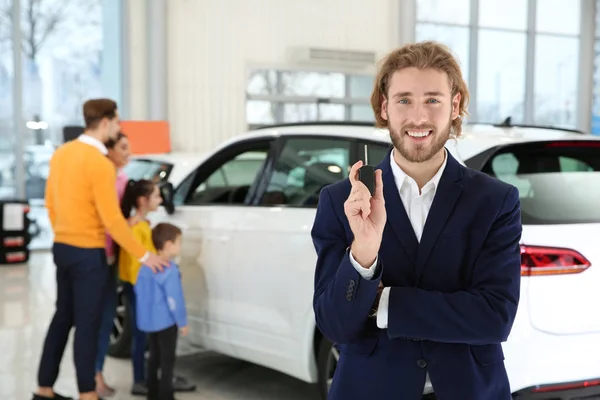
[
  {"left": 161, "top": 269, "right": 188, "bottom": 328},
  {"left": 311, "top": 186, "right": 383, "bottom": 344},
  {"left": 387, "top": 186, "right": 522, "bottom": 345}
]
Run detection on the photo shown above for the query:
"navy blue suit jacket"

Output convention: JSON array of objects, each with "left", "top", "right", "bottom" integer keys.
[{"left": 311, "top": 149, "right": 522, "bottom": 400}]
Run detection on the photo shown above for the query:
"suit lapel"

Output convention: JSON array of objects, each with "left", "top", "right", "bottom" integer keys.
[
  {"left": 414, "top": 152, "right": 464, "bottom": 279},
  {"left": 378, "top": 150, "right": 419, "bottom": 262}
]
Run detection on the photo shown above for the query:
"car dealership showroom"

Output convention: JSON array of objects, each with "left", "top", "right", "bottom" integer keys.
[{"left": 2, "top": 0, "right": 600, "bottom": 399}]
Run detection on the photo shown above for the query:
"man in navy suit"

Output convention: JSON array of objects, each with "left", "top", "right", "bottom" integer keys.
[{"left": 311, "top": 41, "right": 522, "bottom": 400}]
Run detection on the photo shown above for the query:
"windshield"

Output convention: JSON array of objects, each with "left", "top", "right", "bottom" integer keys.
[
  {"left": 483, "top": 141, "right": 600, "bottom": 224},
  {"left": 123, "top": 159, "right": 173, "bottom": 183}
]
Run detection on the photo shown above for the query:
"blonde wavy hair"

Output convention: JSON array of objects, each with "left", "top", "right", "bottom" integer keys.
[{"left": 370, "top": 41, "right": 470, "bottom": 138}]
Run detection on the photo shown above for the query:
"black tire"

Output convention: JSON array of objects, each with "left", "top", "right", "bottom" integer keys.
[
  {"left": 316, "top": 337, "right": 338, "bottom": 400},
  {"left": 107, "top": 282, "right": 132, "bottom": 358}
]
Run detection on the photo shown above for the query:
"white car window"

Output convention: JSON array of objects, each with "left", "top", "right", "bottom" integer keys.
[
  {"left": 187, "top": 149, "right": 269, "bottom": 205},
  {"left": 366, "top": 143, "right": 392, "bottom": 166},
  {"left": 260, "top": 137, "right": 350, "bottom": 207},
  {"left": 484, "top": 141, "right": 600, "bottom": 224},
  {"left": 123, "top": 159, "right": 173, "bottom": 183}
]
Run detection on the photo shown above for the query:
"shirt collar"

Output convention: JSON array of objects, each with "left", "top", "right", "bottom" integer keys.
[
  {"left": 389, "top": 148, "right": 448, "bottom": 193},
  {"left": 78, "top": 134, "right": 108, "bottom": 155}
]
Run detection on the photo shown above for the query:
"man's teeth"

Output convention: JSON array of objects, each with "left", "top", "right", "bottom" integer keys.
[{"left": 407, "top": 130, "right": 430, "bottom": 137}]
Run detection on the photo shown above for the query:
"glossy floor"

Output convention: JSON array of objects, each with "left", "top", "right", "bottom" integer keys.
[{"left": 0, "top": 252, "right": 318, "bottom": 400}]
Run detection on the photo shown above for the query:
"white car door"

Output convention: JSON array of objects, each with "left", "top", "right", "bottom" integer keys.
[
  {"left": 153, "top": 138, "right": 276, "bottom": 356},
  {"left": 229, "top": 136, "right": 356, "bottom": 379}
]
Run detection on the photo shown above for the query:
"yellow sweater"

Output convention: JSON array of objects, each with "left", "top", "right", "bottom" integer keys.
[
  {"left": 45, "top": 139, "right": 146, "bottom": 259},
  {"left": 118, "top": 220, "right": 155, "bottom": 284}
]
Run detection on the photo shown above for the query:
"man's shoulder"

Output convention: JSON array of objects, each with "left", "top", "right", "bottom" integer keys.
[
  {"left": 53, "top": 141, "right": 111, "bottom": 167},
  {"left": 461, "top": 167, "right": 519, "bottom": 211}
]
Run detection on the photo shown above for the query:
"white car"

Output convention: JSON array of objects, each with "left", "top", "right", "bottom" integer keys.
[{"left": 109, "top": 121, "right": 600, "bottom": 399}]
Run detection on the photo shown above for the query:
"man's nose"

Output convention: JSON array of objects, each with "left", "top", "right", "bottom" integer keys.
[{"left": 408, "top": 104, "right": 429, "bottom": 126}]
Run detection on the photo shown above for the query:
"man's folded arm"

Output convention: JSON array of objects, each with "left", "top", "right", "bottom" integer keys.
[
  {"left": 384, "top": 187, "right": 522, "bottom": 345},
  {"left": 312, "top": 186, "right": 383, "bottom": 344}
]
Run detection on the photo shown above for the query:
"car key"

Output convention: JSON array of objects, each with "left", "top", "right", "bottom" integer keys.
[{"left": 358, "top": 144, "right": 375, "bottom": 196}]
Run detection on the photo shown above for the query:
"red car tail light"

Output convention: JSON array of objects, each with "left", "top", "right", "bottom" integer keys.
[
  {"left": 530, "top": 378, "right": 600, "bottom": 393},
  {"left": 520, "top": 245, "right": 591, "bottom": 276}
]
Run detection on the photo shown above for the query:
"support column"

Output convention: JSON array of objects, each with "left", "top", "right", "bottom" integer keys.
[
  {"left": 127, "top": 0, "right": 148, "bottom": 120},
  {"left": 467, "top": 0, "right": 479, "bottom": 123},
  {"left": 398, "top": 0, "right": 416, "bottom": 46},
  {"left": 524, "top": 0, "right": 537, "bottom": 124},
  {"left": 12, "top": 0, "right": 25, "bottom": 199},
  {"left": 578, "top": 0, "right": 595, "bottom": 133},
  {"left": 147, "top": 0, "right": 167, "bottom": 120},
  {"left": 101, "top": 0, "right": 124, "bottom": 115},
  {"left": 120, "top": 0, "right": 131, "bottom": 119}
]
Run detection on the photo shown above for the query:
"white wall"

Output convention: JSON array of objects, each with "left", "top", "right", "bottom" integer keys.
[
  {"left": 127, "top": 0, "right": 148, "bottom": 120},
  {"left": 164, "top": 0, "right": 405, "bottom": 153}
]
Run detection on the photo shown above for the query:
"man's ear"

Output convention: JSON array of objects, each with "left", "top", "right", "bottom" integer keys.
[
  {"left": 452, "top": 93, "right": 461, "bottom": 120},
  {"left": 380, "top": 96, "right": 389, "bottom": 121}
]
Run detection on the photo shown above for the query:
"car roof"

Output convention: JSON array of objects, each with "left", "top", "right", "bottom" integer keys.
[
  {"left": 243, "top": 122, "right": 600, "bottom": 160},
  {"left": 133, "top": 122, "right": 600, "bottom": 185}
]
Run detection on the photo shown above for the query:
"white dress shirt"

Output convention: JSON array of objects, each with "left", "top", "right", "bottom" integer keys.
[
  {"left": 78, "top": 133, "right": 108, "bottom": 155},
  {"left": 349, "top": 149, "right": 447, "bottom": 394}
]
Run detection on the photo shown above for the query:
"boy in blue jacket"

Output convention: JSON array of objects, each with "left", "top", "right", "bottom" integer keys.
[{"left": 134, "top": 222, "right": 188, "bottom": 400}]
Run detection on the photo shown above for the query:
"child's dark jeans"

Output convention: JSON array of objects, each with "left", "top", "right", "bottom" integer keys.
[{"left": 147, "top": 324, "right": 178, "bottom": 400}]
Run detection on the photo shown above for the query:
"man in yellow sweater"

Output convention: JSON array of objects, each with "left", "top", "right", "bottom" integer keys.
[{"left": 33, "top": 99, "right": 169, "bottom": 400}]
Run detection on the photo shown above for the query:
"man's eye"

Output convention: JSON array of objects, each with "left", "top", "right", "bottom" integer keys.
[
  {"left": 398, "top": 99, "right": 409, "bottom": 104},
  {"left": 427, "top": 98, "right": 440, "bottom": 104}
]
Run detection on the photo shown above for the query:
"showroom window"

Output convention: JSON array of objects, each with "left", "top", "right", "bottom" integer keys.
[
  {"left": 245, "top": 69, "right": 375, "bottom": 128},
  {"left": 415, "top": 0, "right": 471, "bottom": 84},
  {"left": 415, "top": 0, "right": 583, "bottom": 129},
  {"left": 0, "top": 0, "right": 121, "bottom": 250}
]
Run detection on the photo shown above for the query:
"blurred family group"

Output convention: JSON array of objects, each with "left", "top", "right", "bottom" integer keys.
[{"left": 31, "top": 99, "right": 195, "bottom": 400}]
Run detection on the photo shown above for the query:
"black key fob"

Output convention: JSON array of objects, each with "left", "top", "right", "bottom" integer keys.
[{"left": 358, "top": 165, "right": 375, "bottom": 196}]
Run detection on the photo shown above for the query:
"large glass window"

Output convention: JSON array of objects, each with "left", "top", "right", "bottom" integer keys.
[
  {"left": 536, "top": 0, "right": 581, "bottom": 35},
  {"left": 533, "top": 35, "right": 579, "bottom": 127},
  {"left": 479, "top": 0, "right": 527, "bottom": 30},
  {"left": 415, "top": 24, "right": 470, "bottom": 84},
  {"left": 416, "top": 0, "right": 471, "bottom": 25},
  {"left": 0, "top": 0, "right": 119, "bottom": 250},
  {"left": 245, "top": 69, "right": 375, "bottom": 128},
  {"left": 281, "top": 71, "right": 345, "bottom": 98},
  {"left": 477, "top": 30, "right": 527, "bottom": 123},
  {"left": 0, "top": 3, "right": 15, "bottom": 202},
  {"left": 416, "top": 0, "right": 584, "bottom": 130},
  {"left": 415, "top": 0, "right": 471, "bottom": 103}
]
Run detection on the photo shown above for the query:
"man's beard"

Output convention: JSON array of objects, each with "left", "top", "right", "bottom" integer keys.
[{"left": 389, "top": 118, "right": 452, "bottom": 163}]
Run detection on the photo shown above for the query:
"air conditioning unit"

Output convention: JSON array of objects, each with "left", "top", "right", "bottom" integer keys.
[{"left": 288, "top": 47, "right": 377, "bottom": 69}]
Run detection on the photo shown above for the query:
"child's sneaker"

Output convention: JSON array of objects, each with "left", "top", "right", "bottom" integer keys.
[{"left": 130, "top": 381, "right": 148, "bottom": 396}]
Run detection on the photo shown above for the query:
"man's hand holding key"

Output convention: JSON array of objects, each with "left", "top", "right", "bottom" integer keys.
[{"left": 344, "top": 160, "right": 386, "bottom": 268}]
